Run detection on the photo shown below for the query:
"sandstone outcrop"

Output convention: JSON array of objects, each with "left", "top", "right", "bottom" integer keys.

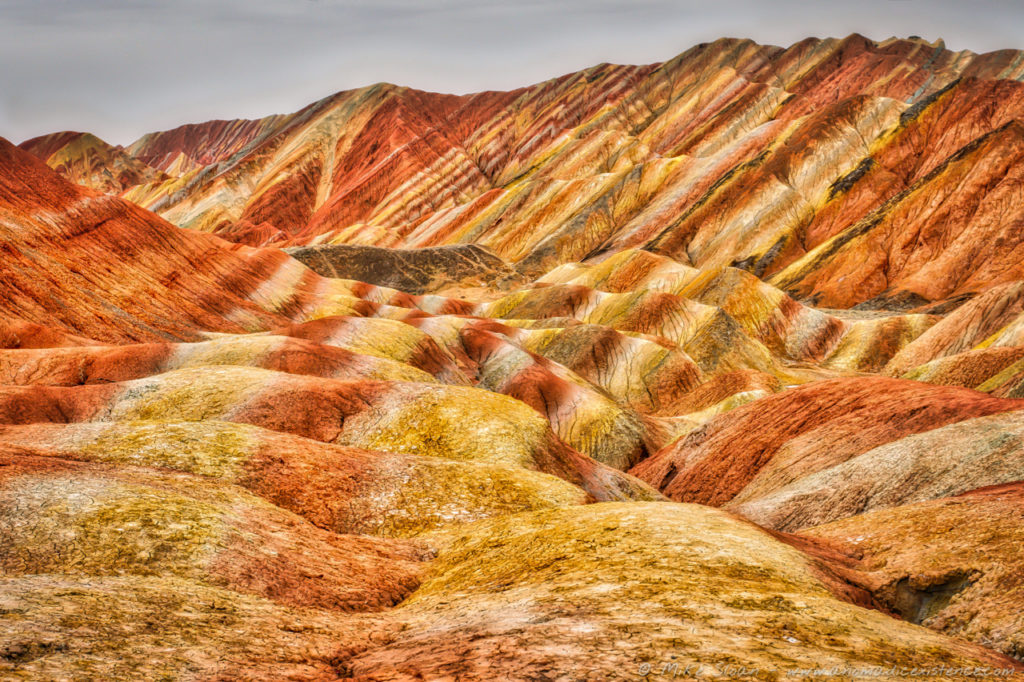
[
  {"left": 4, "top": 34, "right": 1024, "bottom": 678},
  {"left": 730, "top": 410, "right": 1024, "bottom": 531},
  {"left": 347, "top": 503, "right": 1019, "bottom": 679},
  {"left": 803, "top": 483, "right": 1024, "bottom": 660},
  {"left": 28, "top": 37, "right": 1019, "bottom": 317},
  {"left": 630, "top": 377, "right": 1024, "bottom": 505},
  {"left": 19, "top": 131, "right": 168, "bottom": 193}
]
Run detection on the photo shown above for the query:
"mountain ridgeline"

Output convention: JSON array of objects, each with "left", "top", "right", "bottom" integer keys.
[{"left": 3, "top": 34, "right": 1024, "bottom": 679}]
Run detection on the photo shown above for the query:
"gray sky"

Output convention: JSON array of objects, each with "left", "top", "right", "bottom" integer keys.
[{"left": 2, "top": 0, "right": 1023, "bottom": 146}]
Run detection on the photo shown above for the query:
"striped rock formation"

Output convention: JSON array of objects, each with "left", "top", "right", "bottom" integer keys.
[
  {"left": 20, "top": 36, "right": 1024, "bottom": 313},
  {"left": 4, "top": 35, "right": 1024, "bottom": 679}
]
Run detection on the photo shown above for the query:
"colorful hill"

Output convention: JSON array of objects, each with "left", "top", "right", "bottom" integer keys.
[
  {"left": 4, "top": 34, "right": 1024, "bottom": 678},
  {"left": 19, "top": 36, "right": 1024, "bottom": 313}
]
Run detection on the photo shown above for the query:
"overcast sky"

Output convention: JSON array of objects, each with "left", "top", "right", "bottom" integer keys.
[{"left": 2, "top": 0, "right": 1022, "bottom": 145}]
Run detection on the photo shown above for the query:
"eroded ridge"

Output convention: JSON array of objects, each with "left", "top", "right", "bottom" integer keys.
[{"left": 3, "top": 34, "right": 1024, "bottom": 680}]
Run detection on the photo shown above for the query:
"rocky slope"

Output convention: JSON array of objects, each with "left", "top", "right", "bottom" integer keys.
[
  {"left": 802, "top": 483, "right": 1024, "bottom": 660},
  {"left": 284, "top": 243, "right": 521, "bottom": 295},
  {"left": 21, "top": 35, "right": 1024, "bottom": 313},
  {"left": 4, "top": 35, "right": 1024, "bottom": 679},
  {"left": 19, "top": 132, "right": 168, "bottom": 194},
  {"left": 630, "top": 377, "right": 1024, "bottom": 506}
]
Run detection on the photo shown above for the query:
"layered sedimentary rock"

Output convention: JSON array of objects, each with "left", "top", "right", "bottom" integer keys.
[
  {"left": 0, "top": 335, "right": 437, "bottom": 386},
  {"left": 885, "top": 282, "right": 1024, "bottom": 373},
  {"left": 0, "top": 137, "right": 491, "bottom": 343},
  {"left": 20, "top": 35, "right": 1024, "bottom": 313},
  {"left": 0, "top": 421, "right": 593, "bottom": 537},
  {"left": 0, "top": 366, "right": 658, "bottom": 500},
  {"left": 0, "top": 454, "right": 428, "bottom": 610},
  {"left": 803, "top": 484, "right": 1024, "bottom": 660},
  {"left": 5, "top": 33, "right": 1024, "bottom": 679},
  {"left": 0, "top": 137, "right": 290, "bottom": 342},
  {"left": 18, "top": 132, "right": 168, "bottom": 193},
  {"left": 630, "top": 377, "right": 1024, "bottom": 505},
  {"left": 731, "top": 410, "right": 1024, "bottom": 531},
  {"left": 345, "top": 503, "right": 1016, "bottom": 679},
  {"left": 0, "top": 575, "right": 388, "bottom": 680}
]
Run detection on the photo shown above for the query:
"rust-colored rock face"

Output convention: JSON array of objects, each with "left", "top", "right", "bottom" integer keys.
[
  {"left": 0, "top": 138, "right": 289, "bottom": 342},
  {"left": 630, "top": 377, "right": 1024, "bottom": 506},
  {"left": 19, "top": 37, "right": 1018, "bottom": 314},
  {"left": 19, "top": 132, "right": 168, "bottom": 193},
  {"left": 4, "top": 34, "right": 1024, "bottom": 679}
]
